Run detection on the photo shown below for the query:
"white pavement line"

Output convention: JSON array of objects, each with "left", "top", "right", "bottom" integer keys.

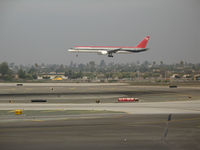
[{"left": 0, "top": 100, "right": 200, "bottom": 114}]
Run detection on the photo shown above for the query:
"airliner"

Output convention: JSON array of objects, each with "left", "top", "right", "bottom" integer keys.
[{"left": 68, "top": 36, "right": 150, "bottom": 57}]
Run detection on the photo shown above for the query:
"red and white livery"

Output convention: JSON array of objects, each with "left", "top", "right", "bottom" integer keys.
[{"left": 68, "top": 36, "right": 150, "bottom": 57}]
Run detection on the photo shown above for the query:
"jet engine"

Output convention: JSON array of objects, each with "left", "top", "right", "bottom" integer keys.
[{"left": 98, "top": 50, "right": 108, "bottom": 55}]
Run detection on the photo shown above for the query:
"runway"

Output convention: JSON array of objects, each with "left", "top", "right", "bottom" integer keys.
[
  {"left": 0, "top": 83, "right": 200, "bottom": 150},
  {"left": 0, "top": 114, "right": 200, "bottom": 150},
  {"left": 0, "top": 83, "right": 200, "bottom": 103},
  {"left": 0, "top": 100, "right": 200, "bottom": 115}
]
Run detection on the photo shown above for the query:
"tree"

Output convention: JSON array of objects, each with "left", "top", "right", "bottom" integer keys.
[
  {"left": 32, "top": 74, "right": 37, "bottom": 79},
  {"left": 0, "top": 62, "right": 13, "bottom": 80},
  {"left": 180, "top": 60, "right": 184, "bottom": 66},
  {"left": 88, "top": 61, "right": 96, "bottom": 72},
  {"left": 100, "top": 60, "right": 106, "bottom": 68},
  {"left": 34, "top": 63, "right": 38, "bottom": 68},
  {"left": 18, "top": 69, "right": 26, "bottom": 79},
  {"left": 0, "top": 62, "right": 9, "bottom": 76},
  {"left": 56, "top": 64, "right": 65, "bottom": 72},
  {"left": 28, "top": 66, "right": 36, "bottom": 74}
]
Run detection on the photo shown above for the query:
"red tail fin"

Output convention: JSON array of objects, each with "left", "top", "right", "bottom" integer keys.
[{"left": 136, "top": 36, "right": 150, "bottom": 48}]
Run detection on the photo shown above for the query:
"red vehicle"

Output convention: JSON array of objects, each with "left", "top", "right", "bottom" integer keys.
[{"left": 118, "top": 98, "right": 139, "bottom": 102}]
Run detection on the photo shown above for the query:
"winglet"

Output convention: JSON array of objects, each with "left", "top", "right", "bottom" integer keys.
[{"left": 136, "top": 36, "right": 150, "bottom": 48}]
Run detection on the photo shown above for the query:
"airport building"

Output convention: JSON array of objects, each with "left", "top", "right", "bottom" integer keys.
[{"left": 37, "top": 72, "right": 68, "bottom": 80}]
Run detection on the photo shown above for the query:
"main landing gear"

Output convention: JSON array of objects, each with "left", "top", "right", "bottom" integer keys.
[{"left": 108, "top": 53, "right": 113, "bottom": 57}]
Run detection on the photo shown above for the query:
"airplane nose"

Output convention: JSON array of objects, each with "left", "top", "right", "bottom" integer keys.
[{"left": 68, "top": 48, "right": 74, "bottom": 51}]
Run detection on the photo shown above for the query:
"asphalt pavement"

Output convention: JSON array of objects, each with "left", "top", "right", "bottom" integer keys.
[
  {"left": 0, "top": 83, "right": 200, "bottom": 150},
  {"left": 0, "top": 114, "right": 200, "bottom": 150}
]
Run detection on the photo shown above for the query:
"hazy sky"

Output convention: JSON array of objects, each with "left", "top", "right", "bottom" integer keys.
[{"left": 0, "top": 0, "right": 199, "bottom": 65}]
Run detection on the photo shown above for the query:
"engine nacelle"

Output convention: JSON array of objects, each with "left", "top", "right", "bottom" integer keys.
[{"left": 98, "top": 50, "right": 108, "bottom": 55}]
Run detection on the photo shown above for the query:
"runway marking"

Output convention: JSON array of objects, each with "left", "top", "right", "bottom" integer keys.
[
  {"left": 8, "top": 110, "right": 16, "bottom": 113},
  {"left": 127, "top": 117, "right": 200, "bottom": 126},
  {"left": 110, "top": 88, "right": 117, "bottom": 90},
  {"left": 69, "top": 88, "right": 76, "bottom": 90},
  {"left": 31, "top": 120, "right": 44, "bottom": 122},
  {"left": 1, "top": 88, "right": 17, "bottom": 91},
  {"left": 170, "top": 117, "right": 200, "bottom": 123},
  {"left": 57, "top": 114, "right": 126, "bottom": 121},
  {"left": 175, "top": 93, "right": 192, "bottom": 98},
  {"left": 24, "top": 88, "right": 33, "bottom": 91},
  {"left": 42, "top": 110, "right": 65, "bottom": 112}
]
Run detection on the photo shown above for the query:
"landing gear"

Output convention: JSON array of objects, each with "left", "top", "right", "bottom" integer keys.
[{"left": 108, "top": 53, "right": 113, "bottom": 57}]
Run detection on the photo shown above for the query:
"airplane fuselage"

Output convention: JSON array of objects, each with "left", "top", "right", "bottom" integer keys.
[
  {"left": 69, "top": 47, "right": 148, "bottom": 53},
  {"left": 68, "top": 36, "right": 150, "bottom": 57}
]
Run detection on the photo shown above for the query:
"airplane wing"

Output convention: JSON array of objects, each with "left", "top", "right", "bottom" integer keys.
[{"left": 107, "top": 48, "right": 121, "bottom": 57}]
